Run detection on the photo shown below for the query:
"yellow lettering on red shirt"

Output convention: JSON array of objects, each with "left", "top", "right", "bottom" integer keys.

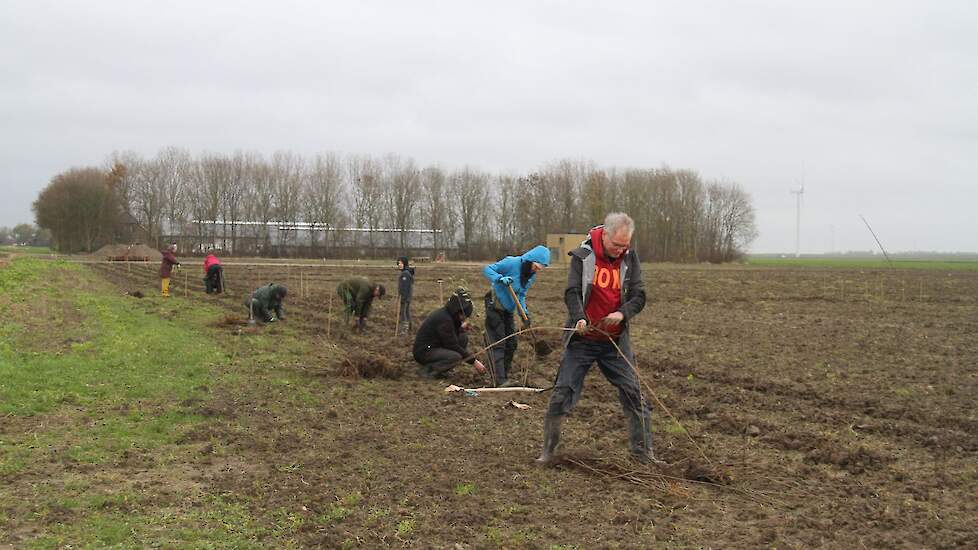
[{"left": 593, "top": 267, "right": 620, "bottom": 289}]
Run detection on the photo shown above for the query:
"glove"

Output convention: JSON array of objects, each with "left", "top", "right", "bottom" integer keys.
[{"left": 498, "top": 276, "right": 513, "bottom": 286}]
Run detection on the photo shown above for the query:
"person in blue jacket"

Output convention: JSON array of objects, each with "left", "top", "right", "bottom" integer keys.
[{"left": 482, "top": 245, "right": 551, "bottom": 386}]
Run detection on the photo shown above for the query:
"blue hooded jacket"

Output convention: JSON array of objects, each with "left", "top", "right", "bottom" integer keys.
[{"left": 482, "top": 245, "right": 551, "bottom": 315}]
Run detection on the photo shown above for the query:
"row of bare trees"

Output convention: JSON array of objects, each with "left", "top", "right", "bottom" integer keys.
[{"left": 34, "top": 148, "right": 757, "bottom": 261}]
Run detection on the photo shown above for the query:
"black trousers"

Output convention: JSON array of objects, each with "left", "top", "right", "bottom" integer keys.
[
  {"left": 484, "top": 305, "right": 516, "bottom": 384},
  {"left": 204, "top": 265, "right": 223, "bottom": 294}
]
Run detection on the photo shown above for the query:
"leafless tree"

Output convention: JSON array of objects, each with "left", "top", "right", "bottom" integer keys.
[
  {"left": 157, "top": 147, "right": 192, "bottom": 238},
  {"left": 381, "top": 154, "right": 421, "bottom": 251},
  {"left": 451, "top": 167, "right": 490, "bottom": 259},
  {"left": 305, "top": 152, "right": 345, "bottom": 254},
  {"left": 348, "top": 155, "right": 383, "bottom": 248},
  {"left": 420, "top": 165, "right": 454, "bottom": 254},
  {"left": 700, "top": 181, "right": 757, "bottom": 262},
  {"left": 245, "top": 154, "right": 277, "bottom": 250},
  {"left": 270, "top": 151, "right": 305, "bottom": 252}
]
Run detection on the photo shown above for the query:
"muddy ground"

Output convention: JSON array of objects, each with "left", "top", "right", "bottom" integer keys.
[{"left": 69, "top": 261, "right": 978, "bottom": 547}]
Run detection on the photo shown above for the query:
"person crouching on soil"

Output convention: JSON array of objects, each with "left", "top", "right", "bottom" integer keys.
[
  {"left": 396, "top": 256, "right": 415, "bottom": 336},
  {"left": 413, "top": 288, "right": 487, "bottom": 379},
  {"left": 537, "top": 212, "right": 664, "bottom": 466},
  {"left": 482, "top": 245, "right": 550, "bottom": 387},
  {"left": 203, "top": 253, "right": 223, "bottom": 294},
  {"left": 245, "top": 283, "right": 288, "bottom": 323},
  {"left": 337, "top": 277, "right": 385, "bottom": 332},
  {"left": 159, "top": 242, "right": 181, "bottom": 297}
]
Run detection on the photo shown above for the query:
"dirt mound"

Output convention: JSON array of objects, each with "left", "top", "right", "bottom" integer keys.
[
  {"left": 92, "top": 243, "right": 161, "bottom": 261},
  {"left": 338, "top": 351, "right": 402, "bottom": 379},
  {"left": 213, "top": 314, "right": 249, "bottom": 328},
  {"left": 531, "top": 337, "right": 557, "bottom": 357}
]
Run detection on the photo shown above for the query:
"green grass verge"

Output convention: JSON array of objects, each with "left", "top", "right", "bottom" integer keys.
[
  {"left": 0, "top": 245, "right": 53, "bottom": 255},
  {"left": 0, "top": 259, "right": 221, "bottom": 417},
  {"left": 0, "top": 257, "right": 295, "bottom": 547},
  {"left": 746, "top": 257, "right": 978, "bottom": 270}
]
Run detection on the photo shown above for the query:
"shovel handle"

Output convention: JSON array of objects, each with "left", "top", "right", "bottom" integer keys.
[{"left": 506, "top": 285, "right": 529, "bottom": 324}]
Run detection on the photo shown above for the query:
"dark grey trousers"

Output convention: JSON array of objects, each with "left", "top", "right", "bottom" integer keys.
[
  {"left": 398, "top": 298, "right": 412, "bottom": 334},
  {"left": 547, "top": 337, "right": 653, "bottom": 454},
  {"left": 484, "top": 306, "right": 516, "bottom": 384},
  {"left": 416, "top": 348, "right": 464, "bottom": 377}
]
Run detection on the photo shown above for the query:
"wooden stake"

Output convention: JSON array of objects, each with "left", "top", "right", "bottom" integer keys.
[
  {"left": 300, "top": 269, "right": 304, "bottom": 300},
  {"left": 184, "top": 270, "right": 188, "bottom": 297},
  {"left": 327, "top": 293, "right": 333, "bottom": 338},
  {"left": 437, "top": 279, "right": 444, "bottom": 302},
  {"left": 449, "top": 386, "right": 545, "bottom": 394},
  {"left": 394, "top": 295, "right": 401, "bottom": 338}
]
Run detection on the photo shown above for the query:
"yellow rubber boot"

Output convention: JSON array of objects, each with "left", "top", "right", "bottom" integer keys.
[{"left": 161, "top": 277, "right": 170, "bottom": 297}]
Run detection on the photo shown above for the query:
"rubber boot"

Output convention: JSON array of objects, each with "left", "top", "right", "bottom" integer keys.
[
  {"left": 535, "top": 415, "right": 563, "bottom": 465},
  {"left": 627, "top": 411, "right": 666, "bottom": 466}
]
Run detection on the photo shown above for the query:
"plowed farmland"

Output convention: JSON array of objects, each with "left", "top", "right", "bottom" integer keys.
[{"left": 7, "top": 258, "right": 978, "bottom": 548}]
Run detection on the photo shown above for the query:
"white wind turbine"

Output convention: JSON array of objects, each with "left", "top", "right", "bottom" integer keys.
[{"left": 791, "top": 183, "right": 805, "bottom": 258}]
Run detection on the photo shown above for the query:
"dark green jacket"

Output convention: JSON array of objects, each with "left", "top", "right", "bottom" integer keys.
[
  {"left": 246, "top": 283, "right": 287, "bottom": 322},
  {"left": 337, "top": 277, "right": 376, "bottom": 318}
]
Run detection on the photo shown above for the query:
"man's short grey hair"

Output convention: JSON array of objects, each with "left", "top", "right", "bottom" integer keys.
[{"left": 604, "top": 212, "right": 635, "bottom": 237}]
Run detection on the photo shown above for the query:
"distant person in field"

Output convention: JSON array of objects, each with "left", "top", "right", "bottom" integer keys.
[
  {"left": 537, "top": 212, "right": 662, "bottom": 466},
  {"left": 482, "top": 245, "right": 550, "bottom": 387},
  {"left": 245, "top": 283, "right": 288, "bottom": 323},
  {"left": 337, "top": 277, "right": 386, "bottom": 331},
  {"left": 159, "top": 242, "right": 181, "bottom": 297},
  {"left": 396, "top": 256, "right": 415, "bottom": 336},
  {"left": 412, "top": 288, "right": 487, "bottom": 379},
  {"left": 203, "top": 253, "right": 223, "bottom": 294}
]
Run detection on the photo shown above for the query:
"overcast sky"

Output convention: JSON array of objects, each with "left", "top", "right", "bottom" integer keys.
[{"left": 2, "top": 1, "right": 975, "bottom": 253}]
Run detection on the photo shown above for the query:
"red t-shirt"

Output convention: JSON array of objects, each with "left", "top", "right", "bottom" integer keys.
[{"left": 583, "top": 227, "right": 625, "bottom": 340}]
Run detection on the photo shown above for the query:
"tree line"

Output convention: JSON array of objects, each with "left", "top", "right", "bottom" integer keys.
[
  {"left": 33, "top": 147, "right": 757, "bottom": 262},
  {"left": 0, "top": 223, "right": 48, "bottom": 247}
]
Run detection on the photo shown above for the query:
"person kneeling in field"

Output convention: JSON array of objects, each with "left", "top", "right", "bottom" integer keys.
[
  {"left": 202, "top": 253, "right": 224, "bottom": 294},
  {"left": 413, "top": 288, "right": 487, "bottom": 379},
  {"left": 245, "top": 283, "right": 288, "bottom": 323},
  {"left": 336, "top": 277, "right": 385, "bottom": 331}
]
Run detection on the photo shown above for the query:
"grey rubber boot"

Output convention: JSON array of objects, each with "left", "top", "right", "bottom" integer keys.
[
  {"left": 627, "top": 411, "right": 666, "bottom": 465},
  {"left": 535, "top": 415, "right": 563, "bottom": 465}
]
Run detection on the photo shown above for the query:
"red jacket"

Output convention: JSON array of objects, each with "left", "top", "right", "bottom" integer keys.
[
  {"left": 160, "top": 249, "right": 180, "bottom": 278},
  {"left": 203, "top": 254, "right": 221, "bottom": 274}
]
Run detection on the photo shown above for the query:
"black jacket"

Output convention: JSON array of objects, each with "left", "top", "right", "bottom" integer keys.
[
  {"left": 412, "top": 306, "right": 472, "bottom": 363},
  {"left": 398, "top": 266, "right": 415, "bottom": 301}
]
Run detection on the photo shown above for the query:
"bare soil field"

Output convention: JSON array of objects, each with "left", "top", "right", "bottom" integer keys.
[{"left": 22, "top": 259, "right": 978, "bottom": 547}]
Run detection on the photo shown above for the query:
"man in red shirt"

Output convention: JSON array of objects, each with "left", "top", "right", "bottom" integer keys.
[{"left": 537, "top": 212, "right": 664, "bottom": 466}]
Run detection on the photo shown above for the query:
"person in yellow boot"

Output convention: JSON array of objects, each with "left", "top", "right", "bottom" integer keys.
[{"left": 159, "top": 242, "right": 181, "bottom": 297}]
